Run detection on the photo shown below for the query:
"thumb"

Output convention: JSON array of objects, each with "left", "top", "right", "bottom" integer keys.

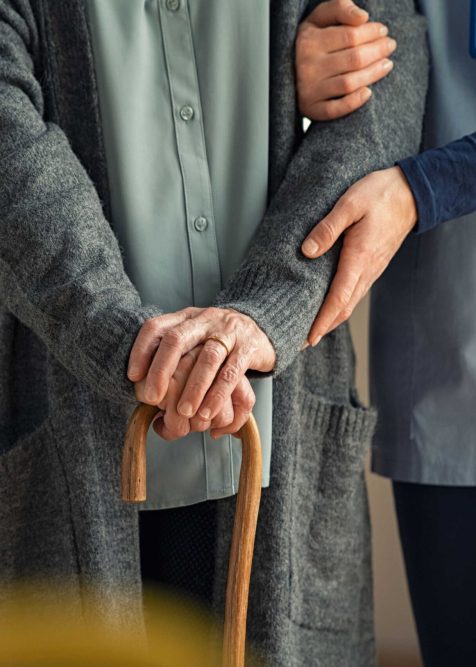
[
  {"left": 301, "top": 196, "right": 358, "bottom": 258},
  {"left": 307, "top": 0, "right": 369, "bottom": 28}
]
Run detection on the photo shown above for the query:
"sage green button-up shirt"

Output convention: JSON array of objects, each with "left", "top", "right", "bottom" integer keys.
[{"left": 86, "top": 0, "right": 272, "bottom": 509}]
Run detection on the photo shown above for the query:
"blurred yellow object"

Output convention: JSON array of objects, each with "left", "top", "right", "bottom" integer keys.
[{"left": 0, "top": 582, "right": 249, "bottom": 667}]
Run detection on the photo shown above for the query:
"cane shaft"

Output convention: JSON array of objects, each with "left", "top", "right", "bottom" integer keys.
[{"left": 120, "top": 404, "right": 262, "bottom": 667}]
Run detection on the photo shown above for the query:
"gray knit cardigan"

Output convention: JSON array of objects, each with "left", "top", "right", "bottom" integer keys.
[{"left": 0, "top": 0, "right": 427, "bottom": 665}]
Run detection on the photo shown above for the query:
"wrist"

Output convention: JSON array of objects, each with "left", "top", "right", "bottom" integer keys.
[{"left": 393, "top": 165, "right": 418, "bottom": 231}]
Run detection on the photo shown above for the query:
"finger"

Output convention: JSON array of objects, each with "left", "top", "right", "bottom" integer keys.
[
  {"left": 176, "top": 337, "right": 231, "bottom": 418},
  {"left": 160, "top": 348, "right": 207, "bottom": 438},
  {"left": 317, "top": 22, "right": 389, "bottom": 53},
  {"left": 307, "top": 253, "right": 362, "bottom": 345},
  {"left": 210, "top": 378, "right": 256, "bottom": 439},
  {"left": 307, "top": 0, "right": 369, "bottom": 29},
  {"left": 325, "top": 36, "right": 397, "bottom": 77},
  {"left": 302, "top": 193, "right": 361, "bottom": 258},
  {"left": 153, "top": 419, "right": 189, "bottom": 442},
  {"left": 321, "top": 282, "right": 370, "bottom": 340},
  {"left": 306, "top": 86, "right": 372, "bottom": 121},
  {"left": 326, "top": 278, "right": 370, "bottom": 332},
  {"left": 142, "top": 316, "right": 212, "bottom": 404},
  {"left": 209, "top": 398, "right": 235, "bottom": 430},
  {"left": 197, "top": 347, "right": 253, "bottom": 422},
  {"left": 189, "top": 415, "right": 211, "bottom": 433},
  {"left": 127, "top": 308, "right": 199, "bottom": 381},
  {"left": 319, "top": 57, "right": 394, "bottom": 99}
]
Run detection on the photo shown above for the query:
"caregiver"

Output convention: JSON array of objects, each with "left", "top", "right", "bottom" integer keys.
[{"left": 298, "top": 1, "right": 476, "bottom": 666}]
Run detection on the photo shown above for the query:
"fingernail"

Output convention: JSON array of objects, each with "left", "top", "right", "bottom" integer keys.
[
  {"left": 382, "top": 59, "right": 394, "bottom": 71},
  {"left": 302, "top": 238, "right": 319, "bottom": 256},
  {"left": 388, "top": 38, "right": 397, "bottom": 51},
  {"left": 361, "top": 87, "right": 372, "bottom": 101},
  {"left": 351, "top": 7, "right": 367, "bottom": 18},
  {"left": 178, "top": 401, "right": 193, "bottom": 417},
  {"left": 310, "top": 335, "right": 322, "bottom": 347},
  {"left": 128, "top": 365, "right": 139, "bottom": 378},
  {"left": 379, "top": 25, "right": 389, "bottom": 36},
  {"left": 199, "top": 407, "right": 211, "bottom": 420},
  {"left": 300, "top": 341, "right": 310, "bottom": 351}
]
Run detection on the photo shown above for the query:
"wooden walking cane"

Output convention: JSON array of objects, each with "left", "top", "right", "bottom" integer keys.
[{"left": 121, "top": 403, "right": 262, "bottom": 667}]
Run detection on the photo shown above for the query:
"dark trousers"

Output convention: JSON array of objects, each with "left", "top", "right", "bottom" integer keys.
[
  {"left": 393, "top": 481, "right": 476, "bottom": 667},
  {"left": 139, "top": 500, "right": 218, "bottom": 609}
]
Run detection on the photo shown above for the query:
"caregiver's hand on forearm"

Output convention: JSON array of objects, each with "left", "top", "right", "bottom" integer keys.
[
  {"left": 301, "top": 166, "right": 417, "bottom": 345},
  {"left": 128, "top": 307, "right": 275, "bottom": 435},
  {"left": 296, "top": 0, "right": 396, "bottom": 121}
]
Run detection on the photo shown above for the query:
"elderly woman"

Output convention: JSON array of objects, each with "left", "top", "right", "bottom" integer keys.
[
  {"left": 298, "top": 1, "right": 476, "bottom": 665},
  {"left": 0, "top": 0, "right": 426, "bottom": 664}
]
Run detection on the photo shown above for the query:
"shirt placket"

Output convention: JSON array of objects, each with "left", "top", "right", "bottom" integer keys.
[
  {"left": 158, "top": 0, "right": 222, "bottom": 307},
  {"left": 157, "top": 0, "right": 235, "bottom": 500}
]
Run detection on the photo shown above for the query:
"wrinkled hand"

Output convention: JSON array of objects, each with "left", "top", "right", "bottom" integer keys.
[
  {"left": 296, "top": 0, "right": 396, "bottom": 121},
  {"left": 301, "top": 166, "right": 417, "bottom": 345},
  {"left": 127, "top": 307, "right": 276, "bottom": 439},
  {"left": 149, "top": 345, "right": 257, "bottom": 441}
]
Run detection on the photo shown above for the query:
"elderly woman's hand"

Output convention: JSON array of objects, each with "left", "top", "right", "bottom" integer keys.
[
  {"left": 148, "top": 345, "right": 257, "bottom": 441},
  {"left": 296, "top": 0, "right": 396, "bottom": 121},
  {"left": 128, "top": 307, "right": 275, "bottom": 438},
  {"left": 301, "top": 166, "right": 418, "bottom": 345}
]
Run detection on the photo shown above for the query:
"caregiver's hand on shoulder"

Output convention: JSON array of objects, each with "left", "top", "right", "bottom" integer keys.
[
  {"left": 296, "top": 0, "right": 396, "bottom": 121},
  {"left": 127, "top": 306, "right": 275, "bottom": 437},
  {"left": 301, "top": 166, "right": 417, "bottom": 345}
]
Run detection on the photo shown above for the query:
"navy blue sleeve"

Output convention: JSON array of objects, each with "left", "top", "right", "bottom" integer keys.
[{"left": 397, "top": 133, "right": 476, "bottom": 234}]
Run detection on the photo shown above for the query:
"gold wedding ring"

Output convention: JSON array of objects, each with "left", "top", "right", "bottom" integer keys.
[{"left": 206, "top": 335, "right": 231, "bottom": 357}]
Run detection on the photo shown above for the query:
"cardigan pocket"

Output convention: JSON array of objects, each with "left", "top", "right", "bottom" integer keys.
[
  {"left": 0, "top": 416, "right": 80, "bottom": 581},
  {"left": 289, "top": 388, "right": 377, "bottom": 633}
]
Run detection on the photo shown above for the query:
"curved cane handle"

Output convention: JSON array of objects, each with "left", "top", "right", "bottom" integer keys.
[
  {"left": 120, "top": 403, "right": 262, "bottom": 667},
  {"left": 121, "top": 403, "right": 160, "bottom": 503}
]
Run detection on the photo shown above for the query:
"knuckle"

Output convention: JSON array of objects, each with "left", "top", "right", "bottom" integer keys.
[
  {"left": 342, "top": 26, "right": 358, "bottom": 48},
  {"left": 347, "top": 48, "right": 363, "bottom": 70},
  {"left": 185, "top": 380, "right": 206, "bottom": 397},
  {"left": 339, "top": 74, "right": 356, "bottom": 95},
  {"left": 202, "top": 345, "right": 223, "bottom": 367},
  {"left": 220, "top": 363, "right": 241, "bottom": 385},
  {"left": 332, "top": 290, "right": 352, "bottom": 310},
  {"left": 162, "top": 328, "right": 184, "bottom": 348},
  {"left": 319, "top": 219, "right": 337, "bottom": 245},
  {"left": 211, "top": 389, "right": 228, "bottom": 406},
  {"left": 142, "top": 317, "right": 160, "bottom": 335},
  {"left": 202, "top": 306, "right": 219, "bottom": 320},
  {"left": 296, "top": 24, "right": 317, "bottom": 56},
  {"left": 244, "top": 392, "right": 256, "bottom": 412},
  {"left": 341, "top": 306, "right": 354, "bottom": 321},
  {"left": 341, "top": 191, "right": 359, "bottom": 213}
]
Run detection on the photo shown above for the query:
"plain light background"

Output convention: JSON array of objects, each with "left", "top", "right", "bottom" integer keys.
[{"left": 349, "top": 295, "right": 423, "bottom": 667}]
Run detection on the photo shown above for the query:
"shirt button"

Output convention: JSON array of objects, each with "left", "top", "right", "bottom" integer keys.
[
  {"left": 166, "top": 0, "right": 180, "bottom": 11},
  {"left": 179, "top": 105, "right": 194, "bottom": 122},
  {"left": 194, "top": 216, "right": 208, "bottom": 232}
]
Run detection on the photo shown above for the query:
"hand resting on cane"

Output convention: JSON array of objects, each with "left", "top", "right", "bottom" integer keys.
[{"left": 127, "top": 307, "right": 276, "bottom": 441}]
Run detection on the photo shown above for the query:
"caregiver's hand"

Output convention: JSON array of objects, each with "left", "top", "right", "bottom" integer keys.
[
  {"left": 128, "top": 307, "right": 275, "bottom": 431},
  {"left": 296, "top": 0, "right": 396, "bottom": 121},
  {"left": 301, "top": 166, "right": 417, "bottom": 345}
]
